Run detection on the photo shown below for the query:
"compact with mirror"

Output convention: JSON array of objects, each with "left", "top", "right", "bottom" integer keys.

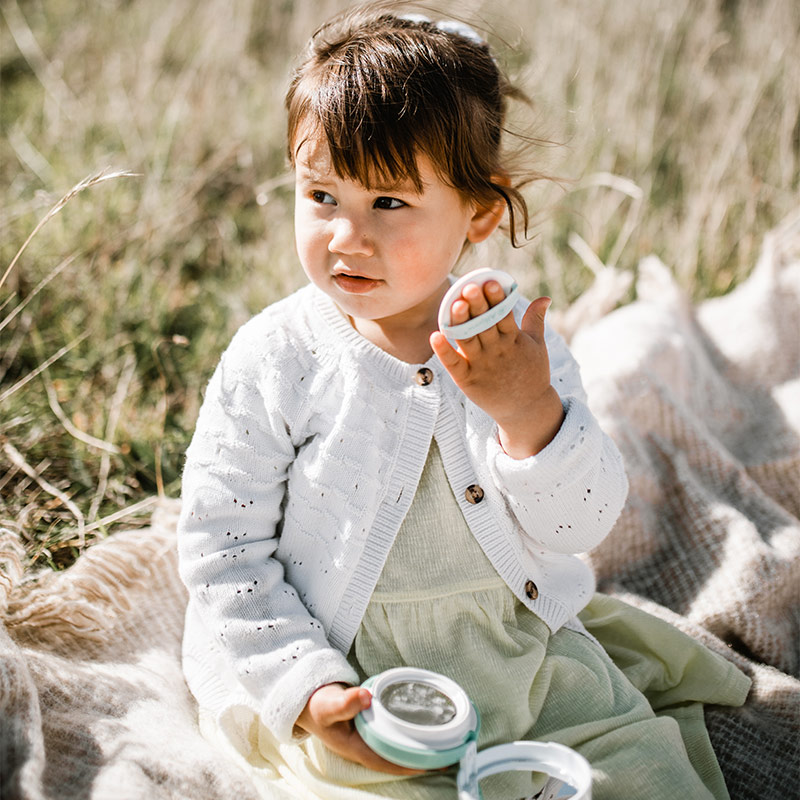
[{"left": 355, "top": 667, "right": 592, "bottom": 800}]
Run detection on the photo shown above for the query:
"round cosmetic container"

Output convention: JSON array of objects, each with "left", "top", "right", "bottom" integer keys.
[
  {"left": 354, "top": 667, "right": 480, "bottom": 770},
  {"left": 356, "top": 668, "right": 592, "bottom": 799}
]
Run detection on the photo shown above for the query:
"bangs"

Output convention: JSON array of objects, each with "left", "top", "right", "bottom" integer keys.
[
  {"left": 286, "top": 22, "right": 498, "bottom": 195},
  {"left": 289, "top": 84, "right": 426, "bottom": 193}
]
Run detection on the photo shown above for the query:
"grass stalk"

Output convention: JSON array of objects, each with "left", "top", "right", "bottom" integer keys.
[{"left": 0, "top": 169, "right": 137, "bottom": 293}]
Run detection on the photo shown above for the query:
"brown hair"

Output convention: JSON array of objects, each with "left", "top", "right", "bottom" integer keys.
[{"left": 285, "top": 3, "right": 542, "bottom": 246}]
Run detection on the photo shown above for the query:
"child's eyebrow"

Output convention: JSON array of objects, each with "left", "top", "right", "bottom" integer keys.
[
  {"left": 297, "top": 168, "right": 424, "bottom": 196},
  {"left": 372, "top": 182, "right": 417, "bottom": 194},
  {"left": 370, "top": 176, "right": 427, "bottom": 195},
  {"left": 296, "top": 164, "right": 332, "bottom": 184}
]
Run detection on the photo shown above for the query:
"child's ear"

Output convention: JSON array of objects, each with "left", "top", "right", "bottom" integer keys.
[{"left": 466, "top": 178, "right": 509, "bottom": 244}]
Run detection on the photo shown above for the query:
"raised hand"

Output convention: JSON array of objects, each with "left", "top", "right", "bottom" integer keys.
[
  {"left": 430, "top": 280, "right": 565, "bottom": 459},
  {"left": 295, "top": 683, "right": 425, "bottom": 776}
]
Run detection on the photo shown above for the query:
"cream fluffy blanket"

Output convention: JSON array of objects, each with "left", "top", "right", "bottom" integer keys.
[{"left": 1, "top": 215, "right": 798, "bottom": 799}]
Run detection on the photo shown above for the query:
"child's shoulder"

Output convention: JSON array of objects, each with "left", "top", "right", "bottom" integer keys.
[
  {"left": 226, "top": 283, "right": 313, "bottom": 347},
  {"left": 219, "top": 283, "right": 333, "bottom": 376}
]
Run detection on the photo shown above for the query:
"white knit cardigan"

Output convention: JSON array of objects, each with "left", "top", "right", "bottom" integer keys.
[{"left": 177, "top": 282, "right": 629, "bottom": 744}]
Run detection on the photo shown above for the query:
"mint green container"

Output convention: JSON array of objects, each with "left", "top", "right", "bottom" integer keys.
[
  {"left": 355, "top": 667, "right": 592, "bottom": 799},
  {"left": 354, "top": 667, "right": 480, "bottom": 770}
]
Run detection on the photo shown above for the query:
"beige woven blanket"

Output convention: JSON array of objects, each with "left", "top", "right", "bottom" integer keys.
[{"left": 1, "top": 215, "right": 798, "bottom": 799}]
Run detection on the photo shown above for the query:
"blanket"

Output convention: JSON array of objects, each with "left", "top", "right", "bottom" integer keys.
[{"left": 2, "top": 213, "right": 799, "bottom": 799}]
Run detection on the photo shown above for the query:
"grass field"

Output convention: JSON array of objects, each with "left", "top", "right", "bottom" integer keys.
[{"left": 1, "top": 0, "right": 799, "bottom": 569}]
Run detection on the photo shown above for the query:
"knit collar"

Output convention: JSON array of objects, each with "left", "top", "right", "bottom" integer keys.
[{"left": 310, "top": 285, "right": 442, "bottom": 383}]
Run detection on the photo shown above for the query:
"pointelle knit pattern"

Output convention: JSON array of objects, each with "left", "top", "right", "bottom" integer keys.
[{"left": 177, "top": 283, "right": 629, "bottom": 743}]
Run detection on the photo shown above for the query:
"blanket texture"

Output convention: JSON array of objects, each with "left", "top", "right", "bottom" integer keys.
[{"left": 1, "top": 214, "right": 798, "bottom": 799}]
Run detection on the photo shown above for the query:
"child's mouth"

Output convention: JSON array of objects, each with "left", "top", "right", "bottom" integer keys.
[{"left": 333, "top": 273, "right": 382, "bottom": 294}]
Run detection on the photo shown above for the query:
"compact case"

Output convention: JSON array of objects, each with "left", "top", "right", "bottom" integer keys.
[
  {"left": 355, "top": 667, "right": 480, "bottom": 770},
  {"left": 355, "top": 668, "right": 592, "bottom": 800}
]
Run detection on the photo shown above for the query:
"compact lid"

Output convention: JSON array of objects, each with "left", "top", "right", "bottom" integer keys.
[{"left": 457, "top": 740, "right": 593, "bottom": 800}]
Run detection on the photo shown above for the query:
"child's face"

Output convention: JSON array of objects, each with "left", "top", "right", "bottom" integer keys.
[{"left": 293, "top": 134, "right": 496, "bottom": 335}]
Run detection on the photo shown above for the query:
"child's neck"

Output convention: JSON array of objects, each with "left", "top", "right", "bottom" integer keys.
[{"left": 350, "top": 316, "right": 436, "bottom": 364}]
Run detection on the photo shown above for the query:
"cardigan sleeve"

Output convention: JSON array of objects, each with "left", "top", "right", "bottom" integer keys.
[
  {"left": 177, "top": 331, "right": 358, "bottom": 744},
  {"left": 487, "top": 314, "right": 629, "bottom": 555}
]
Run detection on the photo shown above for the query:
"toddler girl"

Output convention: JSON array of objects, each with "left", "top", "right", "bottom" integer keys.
[{"left": 178, "top": 6, "right": 747, "bottom": 799}]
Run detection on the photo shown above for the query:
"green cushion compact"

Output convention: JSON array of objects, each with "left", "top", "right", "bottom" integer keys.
[
  {"left": 354, "top": 667, "right": 480, "bottom": 770},
  {"left": 355, "top": 667, "right": 592, "bottom": 799}
]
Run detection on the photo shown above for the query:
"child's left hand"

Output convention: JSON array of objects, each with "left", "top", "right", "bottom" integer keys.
[{"left": 430, "top": 280, "right": 565, "bottom": 459}]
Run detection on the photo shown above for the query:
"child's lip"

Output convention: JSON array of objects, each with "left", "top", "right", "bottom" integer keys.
[{"left": 332, "top": 272, "right": 382, "bottom": 294}]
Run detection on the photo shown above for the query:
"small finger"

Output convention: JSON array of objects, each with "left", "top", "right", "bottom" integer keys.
[
  {"left": 324, "top": 687, "right": 371, "bottom": 724},
  {"left": 320, "top": 720, "right": 425, "bottom": 777},
  {"left": 446, "top": 298, "right": 483, "bottom": 355},
  {"left": 483, "top": 280, "right": 506, "bottom": 307},
  {"left": 450, "top": 298, "right": 471, "bottom": 326},
  {"left": 326, "top": 721, "right": 426, "bottom": 776},
  {"left": 454, "top": 284, "right": 493, "bottom": 353},
  {"left": 520, "top": 296, "right": 551, "bottom": 341},
  {"left": 472, "top": 281, "right": 507, "bottom": 345},
  {"left": 462, "top": 282, "right": 490, "bottom": 318},
  {"left": 430, "top": 331, "right": 470, "bottom": 380}
]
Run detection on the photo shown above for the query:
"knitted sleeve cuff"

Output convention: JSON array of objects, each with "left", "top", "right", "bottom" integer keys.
[
  {"left": 490, "top": 397, "right": 601, "bottom": 485},
  {"left": 488, "top": 396, "right": 629, "bottom": 553},
  {"left": 260, "top": 647, "right": 360, "bottom": 744}
]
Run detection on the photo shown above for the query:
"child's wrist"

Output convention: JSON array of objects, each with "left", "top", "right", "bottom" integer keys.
[{"left": 497, "top": 387, "right": 564, "bottom": 459}]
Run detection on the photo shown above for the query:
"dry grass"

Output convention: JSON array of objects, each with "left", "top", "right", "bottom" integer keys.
[{"left": 1, "top": 0, "right": 799, "bottom": 569}]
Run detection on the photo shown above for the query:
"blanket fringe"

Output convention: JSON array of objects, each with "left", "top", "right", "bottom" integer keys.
[
  {"left": 0, "top": 526, "right": 27, "bottom": 616},
  {"left": 2, "top": 497, "right": 182, "bottom": 643}
]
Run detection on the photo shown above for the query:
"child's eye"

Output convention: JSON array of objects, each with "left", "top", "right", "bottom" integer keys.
[
  {"left": 373, "top": 196, "right": 406, "bottom": 210},
  {"left": 310, "top": 190, "right": 336, "bottom": 205}
]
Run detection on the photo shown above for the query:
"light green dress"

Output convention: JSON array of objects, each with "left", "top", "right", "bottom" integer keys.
[{"left": 199, "top": 441, "right": 750, "bottom": 800}]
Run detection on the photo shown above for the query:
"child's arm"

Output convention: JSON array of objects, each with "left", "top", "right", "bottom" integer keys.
[
  {"left": 431, "top": 279, "right": 628, "bottom": 555},
  {"left": 178, "top": 335, "right": 360, "bottom": 744},
  {"left": 181, "top": 359, "right": 428, "bottom": 776}
]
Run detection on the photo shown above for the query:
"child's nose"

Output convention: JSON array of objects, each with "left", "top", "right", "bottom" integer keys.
[{"left": 328, "top": 214, "right": 373, "bottom": 256}]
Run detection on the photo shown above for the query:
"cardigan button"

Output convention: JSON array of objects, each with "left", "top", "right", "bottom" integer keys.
[
  {"left": 464, "top": 484, "right": 484, "bottom": 504},
  {"left": 524, "top": 580, "right": 539, "bottom": 600},
  {"left": 415, "top": 368, "right": 434, "bottom": 386}
]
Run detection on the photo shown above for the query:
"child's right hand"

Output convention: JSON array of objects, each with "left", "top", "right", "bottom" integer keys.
[{"left": 295, "top": 683, "right": 426, "bottom": 776}]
